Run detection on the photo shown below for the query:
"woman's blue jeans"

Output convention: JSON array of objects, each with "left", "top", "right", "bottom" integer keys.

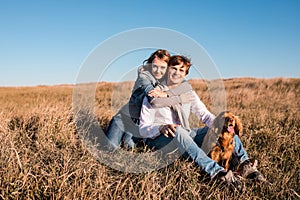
[{"left": 105, "top": 113, "right": 139, "bottom": 150}]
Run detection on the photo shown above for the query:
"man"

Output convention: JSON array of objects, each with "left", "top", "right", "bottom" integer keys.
[{"left": 139, "top": 55, "right": 265, "bottom": 188}]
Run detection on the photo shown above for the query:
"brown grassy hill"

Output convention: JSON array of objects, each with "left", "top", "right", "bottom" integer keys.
[{"left": 0, "top": 78, "right": 299, "bottom": 199}]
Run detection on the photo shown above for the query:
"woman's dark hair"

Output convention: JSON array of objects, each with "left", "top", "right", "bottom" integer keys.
[
  {"left": 143, "top": 49, "right": 171, "bottom": 71},
  {"left": 169, "top": 55, "right": 192, "bottom": 75}
]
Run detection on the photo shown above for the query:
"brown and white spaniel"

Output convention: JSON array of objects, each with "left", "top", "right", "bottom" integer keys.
[{"left": 202, "top": 111, "right": 243, "bottom": 171}]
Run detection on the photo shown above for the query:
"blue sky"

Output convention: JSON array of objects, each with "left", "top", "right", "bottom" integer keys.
[{"left": 1, "top": 0, "right": 299, "bottom": 86}]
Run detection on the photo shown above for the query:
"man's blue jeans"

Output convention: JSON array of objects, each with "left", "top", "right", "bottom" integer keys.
[{"left": 146, "top": 126, "right": 249, "bottom": 178}]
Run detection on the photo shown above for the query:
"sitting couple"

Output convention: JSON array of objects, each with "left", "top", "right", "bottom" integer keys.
[{"left": 105, "top": 49, "right": 264, "bottom": 187}]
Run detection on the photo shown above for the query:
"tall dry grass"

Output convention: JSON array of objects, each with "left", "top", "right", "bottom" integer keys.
[{"left": 0, "top": 78, "right": 299, "bottom": 199}]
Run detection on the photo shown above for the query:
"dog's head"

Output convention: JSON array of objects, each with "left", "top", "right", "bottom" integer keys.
[{"left": 213, "top": 111, "right": 243, "bottom": 137}]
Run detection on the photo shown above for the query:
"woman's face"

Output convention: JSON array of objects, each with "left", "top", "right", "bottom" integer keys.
[{"left": 151, "top": 57, "right": 168, "bottom": 80}]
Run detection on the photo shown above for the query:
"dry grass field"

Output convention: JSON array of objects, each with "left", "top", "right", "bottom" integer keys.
[{"left": 0, "top": 78, "right": 299, "bottom": 199}]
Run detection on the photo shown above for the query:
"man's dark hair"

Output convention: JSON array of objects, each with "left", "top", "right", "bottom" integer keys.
[{"left": 169, "top": 55, "right": 192, "bottom": 75}]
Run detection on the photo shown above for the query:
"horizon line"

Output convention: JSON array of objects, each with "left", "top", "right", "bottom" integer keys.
[{"left": 1, "top": 76, "right": 299, "bottom": 88}]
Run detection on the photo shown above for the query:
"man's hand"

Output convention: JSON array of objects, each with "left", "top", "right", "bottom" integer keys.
[
  {"left": 159, "top": 124, "right": 179, "bottom": 138},
  {"left": 148, "top": 88, "right": 168, "bottom": 98}
]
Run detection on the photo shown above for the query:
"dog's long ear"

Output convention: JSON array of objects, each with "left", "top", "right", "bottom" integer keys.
[
  {"left": 234, "top": 115, "right": 243, "bottom": 137},
  {"left": 213, "top": 113, "right": 225, "bottom": 134}
]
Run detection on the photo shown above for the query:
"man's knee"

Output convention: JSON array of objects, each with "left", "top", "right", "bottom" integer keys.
[{"left": 175, "top": 126, "right": 191, "bottom": 138}]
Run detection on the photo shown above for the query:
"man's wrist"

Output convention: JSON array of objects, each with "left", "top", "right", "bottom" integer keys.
[{"left": 159, "top": 125, "right": 164, "bottom": 133}]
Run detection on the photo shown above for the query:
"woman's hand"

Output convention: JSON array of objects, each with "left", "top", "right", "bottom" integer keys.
[{"left": 148, "top": 88, "right": 168, "bottom": 98}]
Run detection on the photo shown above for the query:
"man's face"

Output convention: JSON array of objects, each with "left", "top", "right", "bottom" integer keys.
[
  {"left": 167, "top": 63, "right": 187, "bottom": 86},
  {"left": 151, "top": 57, "right": 168, "bottom": 80}
]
